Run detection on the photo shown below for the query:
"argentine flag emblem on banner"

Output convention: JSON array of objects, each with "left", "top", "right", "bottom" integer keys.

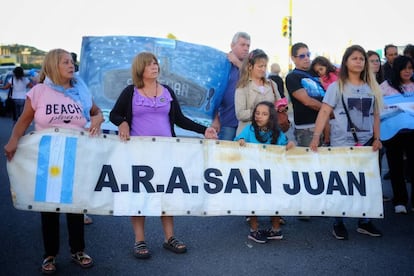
[{"left": 34, "top": 135, "right": 77, "bottom": 203}]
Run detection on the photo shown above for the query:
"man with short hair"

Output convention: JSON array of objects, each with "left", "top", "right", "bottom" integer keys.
[
  {"left": 268, "top": 63, "right": 285, "bottom": 98},
  {"left": 212, "top": 32, "right": 251, "bottom": 141},
  {"left": 382, "top": 44, "right": 398, "bottom": 81},
  {"left": 285, "top": 42, "right": 326, "bottom": 147}
]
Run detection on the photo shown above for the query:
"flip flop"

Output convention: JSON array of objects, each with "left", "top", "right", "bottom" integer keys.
[{"left": 41, "top": 256, "right": 56, "bottom": 274}]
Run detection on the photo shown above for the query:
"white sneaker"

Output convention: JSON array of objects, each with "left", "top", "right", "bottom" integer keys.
[{"left": 394, "top": 205, "right": 407, "bottom": 214}]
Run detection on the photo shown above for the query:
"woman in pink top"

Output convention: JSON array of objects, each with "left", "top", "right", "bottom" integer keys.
[
  {"left": 4, "top": 49, "right": 104, "bottom": 274},
  {"left": 379, "top": 55, "right": 414, "bottom": 214}
]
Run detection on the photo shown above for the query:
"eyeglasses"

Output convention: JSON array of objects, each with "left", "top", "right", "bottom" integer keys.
[
  {"left": 294, "top": 52, "right": 311, "bottom": 59},
  {"left": 369, "top": 59, "right": 380, "bottom": 63}
]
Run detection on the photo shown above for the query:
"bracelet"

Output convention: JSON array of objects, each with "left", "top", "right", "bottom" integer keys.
[{"left": 313, "top": 133, "right": 321, "bottom": 137}]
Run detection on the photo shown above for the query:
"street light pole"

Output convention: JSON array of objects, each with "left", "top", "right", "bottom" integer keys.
[{"left": 288, "top": 0, "right": 293, "bottom": 71}]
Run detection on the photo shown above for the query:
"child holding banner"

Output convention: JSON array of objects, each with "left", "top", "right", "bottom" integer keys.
[
  {"left": 110, "top": 52, "right": 217, "bottom": 259},
  {"left": 309, "top": 45, "right": 383, "bottom": 240},
  {"left": 4, "top": 49, "right": 104, "bottom": 274},
  {"left": 235, "top": 101, "right": 294, "bottom": 243},
  {"left": 234, "top": 49, "right": 288, "bottom": 136}
]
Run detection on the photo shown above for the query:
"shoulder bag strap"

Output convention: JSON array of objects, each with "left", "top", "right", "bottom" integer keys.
[
  {"left": 341, "top": 93, "right": 359, "bottom": 143},
  {"left": 269, "top": 80, "right": 281, "bottom": 101},
  {"left": 8, "top": 77, "right": 14, "bottom": 98}
]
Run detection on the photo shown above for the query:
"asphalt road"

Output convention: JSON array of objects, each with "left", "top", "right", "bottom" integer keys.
[{"left": 0, "top": 115, "right": 413, "bottom": 276}]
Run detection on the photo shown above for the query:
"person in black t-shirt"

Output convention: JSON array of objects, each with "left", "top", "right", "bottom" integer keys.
[{"left": 268, "top": 63, "right": 285, "bottom": 98}]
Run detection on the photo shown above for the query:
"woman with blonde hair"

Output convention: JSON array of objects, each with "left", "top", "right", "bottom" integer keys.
[
  {"left": 4, "top": 48, "right": 103, "bottom": 274},
  {"left": 235, "top": 49, "right": 288, "bottom": 136}
]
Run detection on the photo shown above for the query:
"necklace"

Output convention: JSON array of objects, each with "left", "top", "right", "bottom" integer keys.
[
  {"left": 141, "top": 83, "right": 158, "bottom": 106},
  {"left": 141, "top": 83, "right": 158, "bottom": 97}
]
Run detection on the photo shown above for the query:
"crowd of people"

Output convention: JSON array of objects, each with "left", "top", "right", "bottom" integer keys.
[{"left": 3, "top": 33, "right": 414, "bottom": 274}]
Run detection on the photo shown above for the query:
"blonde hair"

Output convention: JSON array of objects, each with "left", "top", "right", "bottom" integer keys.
[
  {"left": 338, "top": 45, "right": 383, "bottom": 112},
  {"left": 38, "top": 49, "right": 71, "bottom": 85},
  {"left": 131, "top": 52, "right": 160, "bottom": 88},
  {"left": 237, "top": 49, "right": 268, "bottom": 88}
]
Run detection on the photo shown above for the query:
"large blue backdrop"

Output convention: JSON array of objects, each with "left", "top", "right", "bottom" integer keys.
[{"left": 79, "top": 36, "right": 230, "bottom": 134}]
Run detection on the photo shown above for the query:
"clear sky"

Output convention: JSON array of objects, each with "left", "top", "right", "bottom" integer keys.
[{"left": 1, "top": 0, "right": 411, "bottom": 73}]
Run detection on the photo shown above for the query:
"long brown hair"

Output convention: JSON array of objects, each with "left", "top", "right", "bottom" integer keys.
[
  {"left": 131, "top": 52, "right": 160, "bottom": 88},
  {"left": 338, "top": 45, "right": 383, "bottom": 112},
  {"left": 237, "top": 49, "right": 268, "bottom": 88}
]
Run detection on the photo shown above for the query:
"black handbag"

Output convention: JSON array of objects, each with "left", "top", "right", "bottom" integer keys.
[
  {"left": 7, "top": 76, "right": 13, "bottom": 98},
  {"left": 5, "top": 77, "right": 14, "bottom": 113}
]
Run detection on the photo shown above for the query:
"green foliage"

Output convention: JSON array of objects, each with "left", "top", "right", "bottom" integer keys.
[
  {"left": 3, "top": 44, "right": 47, "bottom": 56},
  {"left": 1, "top": 44, "right": 46, "bottom": 67}
]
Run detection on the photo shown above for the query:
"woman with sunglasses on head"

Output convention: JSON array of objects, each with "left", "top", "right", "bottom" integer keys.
[{"left": 234, "top": 49, "right": 287, "bottom": 136}]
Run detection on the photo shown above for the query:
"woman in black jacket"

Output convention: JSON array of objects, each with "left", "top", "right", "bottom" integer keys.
[{"left": 110, "top": 52, "right": 217, "bottom": 259}]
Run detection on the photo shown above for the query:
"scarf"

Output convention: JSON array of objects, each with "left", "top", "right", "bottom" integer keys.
[{"left": 44, "top": 76, "right": 93, "bottom": 120}]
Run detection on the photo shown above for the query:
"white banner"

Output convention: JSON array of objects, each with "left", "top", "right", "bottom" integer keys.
[{"left": 7, "top": 128, "right": 383, "bottom": 218}]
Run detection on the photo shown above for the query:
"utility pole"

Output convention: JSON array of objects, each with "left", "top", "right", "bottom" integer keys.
[
  {"left": 288, "top": 0, "right": 293, "bottom": 71},
  {"left": 282, "top": 0, "right": 293, "bottom": 72}
]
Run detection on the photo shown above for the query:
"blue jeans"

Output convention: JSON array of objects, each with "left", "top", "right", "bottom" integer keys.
[
  {"left": 13, "top": 99, "right": 25, "bottom": 121},
  {"left": 218, "top": 126, "right": 237, "bottom": 141}
]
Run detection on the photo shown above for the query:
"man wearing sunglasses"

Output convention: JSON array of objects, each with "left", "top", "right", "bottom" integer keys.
[{"left": 285, "top": 42, "right": 326, "bottom": 148}]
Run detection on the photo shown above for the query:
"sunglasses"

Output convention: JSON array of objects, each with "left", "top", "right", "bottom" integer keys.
[
  {"left": 294, "top": 52, "right": 311, "bottom": 59},
  {"left": 248, "top": 49, "right": 266, "bottom": 60}
]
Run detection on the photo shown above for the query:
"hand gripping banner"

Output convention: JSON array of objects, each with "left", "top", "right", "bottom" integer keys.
[{"left": 7, "top": 128, "right": 383, "bottom": 218}]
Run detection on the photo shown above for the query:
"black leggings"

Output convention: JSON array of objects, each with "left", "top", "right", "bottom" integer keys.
[
  {"left": 383, "top": 131, "right": 414, "bottom": 206},
  {"left": 41, "top": 212, "right": 85, "bottom": 257}
]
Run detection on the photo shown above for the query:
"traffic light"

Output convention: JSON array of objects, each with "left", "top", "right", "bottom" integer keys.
[{"left": 282, "top": 16, "right": 291, "bottom": 38}]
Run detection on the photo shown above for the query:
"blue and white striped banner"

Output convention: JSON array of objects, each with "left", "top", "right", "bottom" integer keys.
[
  {"left": 380, "top": 93, "right": 414, "bottom": 140},
  {"left": 34, "top": 135, "right": 77, "bottom": 204}
]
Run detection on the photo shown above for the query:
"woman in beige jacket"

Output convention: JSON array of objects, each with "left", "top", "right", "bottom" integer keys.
[{"left": 235, "top": 49, "right": 285, "bottom": 135}]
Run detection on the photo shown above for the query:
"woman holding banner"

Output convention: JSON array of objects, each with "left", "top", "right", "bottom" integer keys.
[
  {"left": 379, "top": 55, "right": 414, "bottom": 214},
  {"left": 4, "top": 49, "right": 103, "bottom": 274},
  {"left": 309, "top": 45, "right": 383, "bottom": 240},
  {"left": 110, "top": 52, "right": 217, "bottom": 259}
]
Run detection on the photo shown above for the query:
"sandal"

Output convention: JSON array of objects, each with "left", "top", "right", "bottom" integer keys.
[
  {"left": 134, "top": 241, "right": 151, "bottom": 259},
  {"left": 41, "top": 256, "right": 56, "bottom": 274},
  {"left": 163, "top": 236, "right": 187, "bottom": 254},
  {"left": 71, "top": 251, "right": 93, "bottom": 268}
]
